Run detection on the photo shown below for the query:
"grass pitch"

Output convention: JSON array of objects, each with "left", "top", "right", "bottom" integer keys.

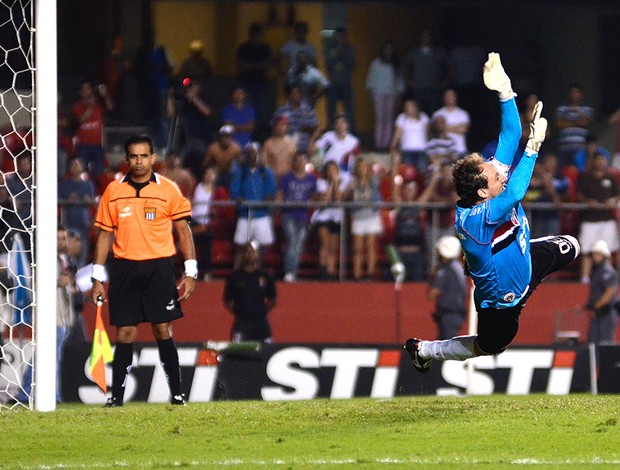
[{"left": 1, "top": 395, "right": 619, "bottom": 469}]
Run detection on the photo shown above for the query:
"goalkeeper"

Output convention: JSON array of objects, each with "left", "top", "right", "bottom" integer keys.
[{"left": 405, "top": 53, "right": 580, "bottom": 372}]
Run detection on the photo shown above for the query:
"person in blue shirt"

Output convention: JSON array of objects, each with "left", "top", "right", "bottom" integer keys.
[
  {"left": 230, "top": 142, "right": 276, "bottom": 268},
  {"left": 405, "top": 53, "right": 580, "bottom": 373}
]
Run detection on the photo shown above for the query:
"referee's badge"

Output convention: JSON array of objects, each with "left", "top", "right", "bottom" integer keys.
[{"left": 144, "top": 207, "right": 156, "bottom": 220}]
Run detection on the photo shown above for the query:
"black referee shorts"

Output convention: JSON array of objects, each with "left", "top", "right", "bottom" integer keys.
[
  {"left": 476, "top": 235, "right": 580, "bottom": 354},
  {"left": 108, "top": 257, "right": 183, "bottom": 327}
]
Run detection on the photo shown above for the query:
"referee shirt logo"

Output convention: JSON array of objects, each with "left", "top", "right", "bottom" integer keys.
[{"left": 144, "top": 207, "right": 156, "bottom": 220}]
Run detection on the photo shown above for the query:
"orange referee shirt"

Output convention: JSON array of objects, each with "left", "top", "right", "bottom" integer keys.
[{"left": 95, "top": 173, "right": 192, "bottom": 260}]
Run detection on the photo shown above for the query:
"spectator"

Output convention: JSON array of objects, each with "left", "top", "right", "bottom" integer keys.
[
  {"left": 286, "top": 50, "right": 329, "bottom": 107},
  {"left": 276, "top": 151, "right": 317, "bottom": 282},
  {"left": 274, "top": 84, "right": 320, "bottom": 153},
  {"left": 555, "top": 84, "right": 594, "bottom": 168},
  {"left": 390, "top": 98, "right": 430, "bottom": 174},
  {"left": 236, "top": 23, "right": 273, "bottom": 139},
  {"left": 432, "top": 88, "right": 470, "bottom": 156},
  {"left": 133, "top": 32, "right": 173, "bottom": 150},
  {"left": 572, "top": 133, "right": 611, "bottom": 173},
  {"left": 425, "top": 116, "right": 458, "bottom": 170},
  {"left": 191, "top": 166, "right": 218, "bottom": 281},
  {"left": 93, "top": 35, "right": 129, "bottom": 119},
  {"left": 309, "top": 114, "right": 361, "bottom": 175},
  {"left": 365, "top": 40, "right": 404, "bottom": 150},
  {"left": 524, "top": 153, "right": 570, "bottom": 239},
  {"left": 203, "top": 124, "right": 242, "bottom": 188},
  {"left": 19, "top": 226, "right": 74, "bottom": 403},
  {"left": 310, "top": 161, "right": 349, "bottom": 279},
  {"left": 159, "top": 152, "right": 196, "bottom": 198},
  {"left": 428, "top": 236, "right": 467, "bottom": 340},
  {"left": 222, "top": 84, "right": 256, "bottom": 149},
  {"left": 446, "top": 37, "right": 488, "bottom": 150},
  {"left": 609, "top": 107, "right": 620, "bottom": 170},
  {"left": 63, "top": 229, "right": 87, "bottom": 345},
  {"left": 229, "top": 142, "right": 276, "bottom": 268},
  {"left": 345, "top": 159, "right": 383, "bottom": 280},
  {"left": 418, "top": 161, "right": 458, "bottom": 268},
  {"left": 5, "top": 152, "right": 33, "bottom": 233},
  {"left": 403, "top": 29, "right": 447, "bottom": 115},
  {"left": 167, "top": 78, "right": 214, "bottom": 178},
  {"left": 223, "top": 241, "right": 277, "bottom": 343},
  {"left": 393, "top": 180, "right": 426, "bottom": 281},
  {"left": 71, "top": 81, "right": 113, "bottom": 179},
  {"left": 576, "top": 151, "right": 620, "bottom": 283},
  {"left": 325, "top": 26, "right": 356, "bottom": 129},
  {"left": 177, "top": 39, "right": 213, "bottom": 89},
  {"left": 58, "top": 157, "right": 96, "bottom": 265},
  {"left": 278, "top": 21, "right": 317, "bottom": 73},
  {"left": 583, "top": 240, "right": 618, "bottom": 344},
  {"left": 262, "top": 115, "right": 297, "bottom": 182}
]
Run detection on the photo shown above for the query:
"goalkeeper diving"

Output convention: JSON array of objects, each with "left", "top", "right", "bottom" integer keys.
[{"left": 405, "top": 53, "right": 580, "bottom": 372}]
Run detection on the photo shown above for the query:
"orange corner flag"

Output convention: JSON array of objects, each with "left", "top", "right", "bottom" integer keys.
[{"left": 89, "top": 298, "right": 114, "bottom": 394}]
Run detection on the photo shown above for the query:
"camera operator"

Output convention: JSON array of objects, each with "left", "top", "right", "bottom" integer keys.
[{"left": 166, "top": 77, "right": 214, "bottom": 178}]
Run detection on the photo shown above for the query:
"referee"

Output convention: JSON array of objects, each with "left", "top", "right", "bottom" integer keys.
[{"left": 91, "top": 135, "right": 197, "bottom": 407}]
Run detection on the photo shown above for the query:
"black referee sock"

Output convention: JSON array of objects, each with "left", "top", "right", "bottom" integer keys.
[
  {"left": 111, "top": 342, "right": 133, "bottom": 404},
  {"left": 157, "top": 338, "right": 182, "bottom": 397}
]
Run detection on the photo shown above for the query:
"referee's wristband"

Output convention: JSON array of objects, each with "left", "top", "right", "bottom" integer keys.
[
  {"left": 91, "top": 264, "right": 106, "bottom": 283},
  {"left": 184, "top": 259, "right": 198, "bottom": 279}
]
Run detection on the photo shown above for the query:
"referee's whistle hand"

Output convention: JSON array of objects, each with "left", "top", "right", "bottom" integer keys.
[{"left": 177, "top": 277, "right": 195, "bottom": 301}]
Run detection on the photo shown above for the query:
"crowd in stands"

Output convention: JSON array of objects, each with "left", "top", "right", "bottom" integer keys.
[{"left": 51, "top": 22, "right": 620, "bottom": 285}]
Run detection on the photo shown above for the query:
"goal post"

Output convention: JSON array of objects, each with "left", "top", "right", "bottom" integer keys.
[{"left": 33, "top": 0, "right": 58, "bottom": 411}]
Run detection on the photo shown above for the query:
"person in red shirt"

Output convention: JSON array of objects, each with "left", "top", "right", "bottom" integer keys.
[
  {"left": 71, "top": 81, "right": 113, "bottom": 179},
  {"left": 91, "top": 134, "right": 197, "bottom": 407}
]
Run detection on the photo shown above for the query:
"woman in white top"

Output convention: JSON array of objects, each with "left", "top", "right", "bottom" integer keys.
[
  {"left": 311, "top": 161, "right": 349, "bottom": 279},
  {"left": 431, "top": 88, "right": 470, "bottom": 156},
  {"left": 390, "top": 98, "right": 430, "bottom": 174},
  {"left": 191, "top": 166, "right": 217, "bottom": 280},
  {"left": 365, "top": 40, "right": 404, "bottom": 150},
  {"left": 309, "top": 114, "right": 361, "bottom": 174}
]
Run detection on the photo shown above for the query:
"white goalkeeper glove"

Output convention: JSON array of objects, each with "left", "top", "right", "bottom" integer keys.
[
  {"left": 483, "top": 52, "right": 514, "bottom": 100},
  {"left": 526, "top": 101, "right": 547, "bottom": 153}
]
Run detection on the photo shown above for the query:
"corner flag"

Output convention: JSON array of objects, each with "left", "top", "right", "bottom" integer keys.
[{"left": 89, "top": 297, "right": 113, "bottom": 393}]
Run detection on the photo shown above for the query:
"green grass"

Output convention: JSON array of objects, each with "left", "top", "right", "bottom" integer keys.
[{"left": 0, "top": 395, "right": 619, "bottom": 469}]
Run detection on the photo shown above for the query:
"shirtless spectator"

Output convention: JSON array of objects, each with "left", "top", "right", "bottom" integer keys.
[
  {"left": 203, "top": 124, "right": 242, "bottom": 188},
  {"left": 160, "top": 152, "right": 196, "bottom": 198},
  {"left": 262, "top": 115, "right": 297, "bottom": 182}
]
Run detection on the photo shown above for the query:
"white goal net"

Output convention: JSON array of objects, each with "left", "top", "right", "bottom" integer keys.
[{"left": 0, "top": 0, "right": 58, "bottom": 411}]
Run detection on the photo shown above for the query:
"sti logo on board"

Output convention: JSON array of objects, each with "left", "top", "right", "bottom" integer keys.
[{"left": 259, "top": 347, "right": 582, "bottom": 399}]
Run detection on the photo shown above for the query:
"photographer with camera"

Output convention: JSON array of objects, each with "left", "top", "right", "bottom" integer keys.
[{"left": 166, "top": 77, "right": 213, "bottom": 178}]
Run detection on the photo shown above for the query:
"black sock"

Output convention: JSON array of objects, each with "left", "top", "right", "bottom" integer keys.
[
  {"left": 157, "top": 338, "right": 182, "bottom": 397},
  {"left": 111, "top": 342, "right": 133, "bottom": 403}
]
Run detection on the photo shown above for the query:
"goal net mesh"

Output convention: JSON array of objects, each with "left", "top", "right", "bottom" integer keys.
[{"left": 0, "top": 0, "right": 35, "bottom": 410}]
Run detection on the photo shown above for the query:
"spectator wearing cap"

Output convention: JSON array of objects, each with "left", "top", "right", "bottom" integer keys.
[
  {"left": 573, "top": 133, "right": 611, "bottom": 173},
  {"left": 263, "top": 114, "right": 297, "bottom": 182},
  {"left": 203, "top": 125, "right": 242, "bottom": 188},
  {"left": 576, "top": 151, "right": 620, "bottom": 283},
  {"left": 229, "top": 142, "right": 276, "bottom": 268},
  {"left": 583, "top": 240, "right": 618, "bottom": 344},
  {"left": 177, "top": 39, "right": 213, "bottom": 89},
  {"left": 273, "top": 84, "right": 319, "bottom": 153},
  {"left": 427, "top": 236, "right": 467, "bottom": 340},
  {"left": 222, "top": 84, "right": 256, "bottom": 149}
]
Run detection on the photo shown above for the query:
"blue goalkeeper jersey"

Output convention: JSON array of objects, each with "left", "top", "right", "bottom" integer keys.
[{"left": 455, "top": 97, "right": 539, "bottom": 309}]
